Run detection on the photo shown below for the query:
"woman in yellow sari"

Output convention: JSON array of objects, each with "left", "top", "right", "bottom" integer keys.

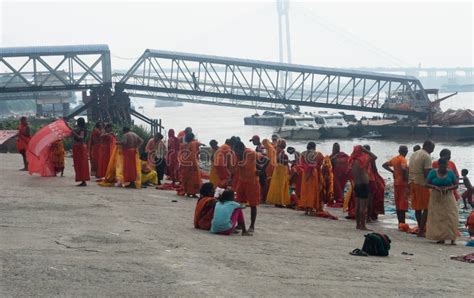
[{"left": 266, "top": 139, "right": 290, "bottom": 206}]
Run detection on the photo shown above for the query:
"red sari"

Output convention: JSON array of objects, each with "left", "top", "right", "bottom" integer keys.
[
  {"left": 97, "top": 133, "right": 116, "bottom": 178},
  {"left": 89, "top": 128, "right": 101, "bottom": 174},
  {"left": 179, "top": 140, "right": 202, "bottom": 195},
  {"left": 331, "top": 152, "right": 350, "bottom": 206},
  {"left": 123, "top": 147, "right": 138, "bottom": 183},
  {"left": 16, "top": 123, "right": 31, "bottom": 153},
  {"left": 166, "top": 129, "right": 180, "bottom": 182}
]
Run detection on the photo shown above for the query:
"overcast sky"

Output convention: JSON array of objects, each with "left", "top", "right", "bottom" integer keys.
[{"left": 1, "top": 0, "right": 472, "bottom": 70}]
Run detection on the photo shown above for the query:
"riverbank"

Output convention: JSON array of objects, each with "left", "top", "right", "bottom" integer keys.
[{"left": 0, "top": 153, "right": 472, "bottom": 296}]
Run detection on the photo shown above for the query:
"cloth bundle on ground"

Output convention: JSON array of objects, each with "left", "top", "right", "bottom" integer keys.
[
  {"left": 361, "top": 232, "right": 391, "bottom": 256},
  {"left": 450, "top": 253, "right": 474, "bottom": 263}
]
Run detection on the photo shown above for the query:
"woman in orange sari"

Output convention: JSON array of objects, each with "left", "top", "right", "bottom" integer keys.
[
  {"left": 179, "top": 133, "right": 202, "bottom": 197},
  {"left": 298, "top": 142, "right": 324, "bottom": 215},
  {"left": 330, "top": 143, "right": 350, "bottom": 207},
  {"left": 166, "top": 129, "right": 180, "bottom": 184},
  {"left": 16, "top": 116, "right": 31, "bottom": 171},
  {"left": 97, "top": 123, "right": 116, "bottom": 178}
]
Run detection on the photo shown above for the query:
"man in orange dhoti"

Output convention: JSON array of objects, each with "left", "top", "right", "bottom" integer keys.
[
  {"left": 16, "top": 116, "right": 31, "bottom": 171},
  {"left": 118, "top": 127, "right": 143, "bottom": 188},
  {"left": 234, "top": 141, "right": 261, "bottom": 232},
  {"left": 409, "top": 140, "right": 435, "bottom": 237},
  {"left": 97, "top": 124, "right": 116, "bottom": 178},
  {"left": 383, "top": 145, "right": 409, "bottom": 226},
  {"left": 298, "top": 142, "right": 324, "bottom": 215},
  {"left": 72, "top": 118, "right": 90, "bottom": 186},
  {"left": 179, "top": 133, "right": 202, "bottom": 197},
  {"left": 89, "top": 122, "right": 103, "bottom": 177},
  {"left": 330, "top": 143, "right": 350, "bottom": 207}
]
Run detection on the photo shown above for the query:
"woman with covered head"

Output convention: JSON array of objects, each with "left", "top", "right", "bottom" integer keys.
[
  {"left": 16, "top": 116, "right": 31, "bottom": 171},
  {"left": 166, "top": 129, "right": 180, "bottom": 184},
  {"left": 179, "top": 132, "right": 201, "bottom": 197},
  {"left": 425, "top": 157, "right": 459, "bottom": 245},
  {"left": 266, "top": 139, "right": 290, "bottom": 207}
]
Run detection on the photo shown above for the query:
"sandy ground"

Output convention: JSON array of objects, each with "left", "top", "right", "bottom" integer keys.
[{"left": 0, "top": 153, "right": 472, "bottom": 297}]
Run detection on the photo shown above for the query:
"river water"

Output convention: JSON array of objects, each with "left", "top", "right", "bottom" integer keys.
[{"left": 132, "top": 91, "right": 474, "bottom": 178}]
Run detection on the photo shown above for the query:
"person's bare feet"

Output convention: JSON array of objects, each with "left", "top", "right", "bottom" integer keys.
[
  {"left": 450, "top": 240, "right": 456, "bottom": 245},
  {"left": 417, "top": 232, "right": 426, "bottom": 238},
  {"left": 76, "top": 181, "right": 87, "bottom": 187},
  {"left": 19, "top": 168, "right": 28, "bottom": 171},
  {"left": 242, "top": 231, "right": 253, "bottom": 236},
  {"left": 248, "top": 226, "right": 254, "bottom": 233},
  {"left": 358, "top": 226, "right": 372, "bottom": 231}
]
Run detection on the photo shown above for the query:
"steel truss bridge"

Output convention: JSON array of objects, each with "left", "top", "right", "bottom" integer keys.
[
  {"left": 116, "top": 50, "right": 428, "bottom": 116},
  {"left": 0, "top": 44, "right": 438, "bottom": 125}
]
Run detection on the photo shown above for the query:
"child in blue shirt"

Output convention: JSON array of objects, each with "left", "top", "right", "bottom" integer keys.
[{"left": 211, "top": 190, "right": 252, "bottom": 236}]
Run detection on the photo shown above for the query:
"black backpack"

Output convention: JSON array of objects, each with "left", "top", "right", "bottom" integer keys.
[{"left": 362, "top": 233, "right": 391, "bottom": 256}]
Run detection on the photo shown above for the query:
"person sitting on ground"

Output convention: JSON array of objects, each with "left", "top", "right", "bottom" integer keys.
[
  {"left": 194, "top": 182, "right": 217, "bottom": 230},
  {"left": 210, "top": 190, "right": 251, "bottom": 236},
  {"left": 461, "top": 169, "right": 473, "bottom": 209},
  {"left": 140, "top": 153, "right": 158, "bottom": 187},
  {"left": 465, "top": 210, "right": 474, "bottom": 239}
]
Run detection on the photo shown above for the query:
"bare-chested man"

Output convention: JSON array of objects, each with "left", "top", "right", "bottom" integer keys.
[
  {"left": 118, "top": 127, "right": 143, "bottom": 188},
  {"left": 349, "top": 145, "right": 377, "bottom": 230}
]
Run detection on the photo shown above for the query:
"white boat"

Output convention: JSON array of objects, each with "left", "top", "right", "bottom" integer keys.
[
  {"left": 275, "top": 115, "right": 321, "bottom": 140},
  {"left": 314, "top": 113, "right": 350, "bottom": 138}
]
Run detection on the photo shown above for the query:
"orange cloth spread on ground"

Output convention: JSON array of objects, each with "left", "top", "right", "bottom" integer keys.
[
  {"left": 432, "top": 160, "right": 460, "bottom": 200},
  {"left": 213, "top": 144, "right": 235, "bottom": 188},
  {"left": 236, "top": 148, "right": 260, "bottom": 207},
  {"left": 16, "top": 123, "right": 31, "bottom": 152},
  {"left": 97, "top": 133, "right": 117, "bottom": 178},
  {"left": 179, "top": 140, "right": 202, "bottom": 195},
  {"left": 298, "top": 150, "right": 324, "bottom": 210},
  {"left": 411, "top": 182, "right": 430, "bottom": 210},
  {"left": 72, "top": 143, "right": 90, "bottom": 182},
  {"left": 89, "top": 128, "right": 101, "bottom": 174},
  {"left": 51, "top": 140, "right": 65, "bottom": 173},
  {"left": 387, "top": 155, "right": 409, "bottom": 211},
  {"left": 194, "top": 196, "right": 216, "bottom": 230}
]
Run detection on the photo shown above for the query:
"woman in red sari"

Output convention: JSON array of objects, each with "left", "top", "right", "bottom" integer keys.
[
  {"left": 89, "top": 122, "right": 103, "bottom": 177},
  {"left": 166, "top": 129, "right": 180, "bottom": 184},
  {"left": 97, "top": 123, "right": 116, "bottom": 178},
  {"left": 179, "top": 133, "right": 202, "bottom": 197},
  {"left": 72, "top": 117, "right": 90, "bottom": 186},
  {"left": 330, "top": 143, "right": 350, "bottom": 207},
  {"left": 16, "top": 116, "right": 31, "bottom": 171}
]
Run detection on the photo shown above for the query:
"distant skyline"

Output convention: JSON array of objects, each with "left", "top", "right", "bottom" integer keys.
[{"left": 1, "top": 1, "right": 472, "bottom": 70}]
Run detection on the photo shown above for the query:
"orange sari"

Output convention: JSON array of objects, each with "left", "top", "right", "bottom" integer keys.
[
  {"left": 298, "top": 151, "right": 324, "bottom": 211},
  {"left": 213, "top": 144, "right": 235, "bottom": 188},
  {"left": 236, "top": 148, "right": 260, "bottom": 207},
  {"left": 179, "top": 140, "right": 202, "bottom": 195}
]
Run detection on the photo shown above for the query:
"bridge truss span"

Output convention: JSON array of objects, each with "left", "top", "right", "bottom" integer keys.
[
  {"left": 0, "top": 44, "right": 112, "bottom": 93},
  {"left": 117, "top": 49, "right": 429, "bottom": 116}
]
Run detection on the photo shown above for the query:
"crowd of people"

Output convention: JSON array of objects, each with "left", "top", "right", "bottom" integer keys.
[{"left": 15, "top": 117, "right": 474, "bottom": 242}]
